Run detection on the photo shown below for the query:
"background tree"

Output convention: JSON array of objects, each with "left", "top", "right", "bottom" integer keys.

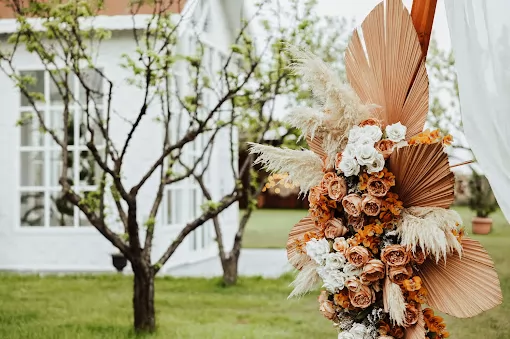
[
  {"left": 0, "top": 0, "right": 280, "bottom": 333},
  {"left": 197, "top": 0, "right": 352, "bottom": 286}
]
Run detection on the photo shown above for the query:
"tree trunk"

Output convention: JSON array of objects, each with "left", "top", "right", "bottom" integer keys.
[
  {"left": 132, "top": 264, "right": 156, "bottom": 333},
  {"left": 221, "top": 255, "right": 239, "bottom": 286}
]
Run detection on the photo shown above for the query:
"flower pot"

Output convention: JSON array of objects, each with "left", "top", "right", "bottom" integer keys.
[
  {"left": 111, "top": 253, "right": 127, "bottom": 272},
  {"left": 472, "top": 217, "right": 492, "bottom": 235}
]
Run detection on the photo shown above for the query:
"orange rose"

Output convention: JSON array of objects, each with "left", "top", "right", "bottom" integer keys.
[
  {"left": 347, "top": 215, "right": 365, "bottom": 231},
  {"left": 333, "top": 237, "right": 350, "bottom": 253},
  {"left": 359, "top": 118, "right": 381, "bottom": 127},
  {"left": 360, "top": 259, "right": 385, "bottom": 284},
  {"left": 375, "top": 139, "right": 396, "bottom": 159},
  {"left": 388, "top": 265, "right": 413, "bottom": 285},
  {"left": 404, "top": 303, "right": 420, "bottom": 326},
  {"left": 342, "top": 194, "right": 362, "bottom": 217},
  {"left": 411, "top": 248, "right": 426, "bottom": 265},
  {"left": 345, "top": 277, "right": 362, "bottom": 292},
  {"left": 349, "top": 284, "right": 375, "bottom": 308},
  {"left": 361, "top": 194, "right": 382, "bottom": 216},
  {"left": 366, "top": 176, "right": 390, "bottom": 197},
  {"left": 319, "top": 300, "right": 336, "bottom": 320},
  {"left": 327, "top": 177, "right": 347, "bottom": 201},
  {"left": 324, "top": 218, "right": 348, "bottom": 239},
  {"left": 345, "top": 246, "right": 370, "bottom": 267},
  {"left": 381, "top": 245, "right": 410, "bottom": 267}
]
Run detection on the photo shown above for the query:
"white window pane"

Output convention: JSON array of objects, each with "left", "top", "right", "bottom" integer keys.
[
  {"left": 49, "top": 191, "right": 74, "bottom": 227},
  {"left": 20, "top": 151, "right": 44, "bottom": 186},
  {"left": 79, "top": 113, "right": 105, "bottom": 146},
  {"left": 20, "top": 70, "right": 44, "bottom": 107},
  {"left": 78, "top": 150, "right": 102, "bottom": 186},
  {"left": 78, "top": 192, "right": 95, "bottom": 227},
  {"left": 20, "top": 192, "right": 44, "bottom": 226},
  {"left": 49, "top": 70, "right": 73, "bottom": 106},
  {"left": 79, "top": 69, "right": 104, "bottom": 104},
  {"left": 48, "top": 151, "right": 73, "bottom": 187},
  {"left": 48, "top": 109, "right": 74, "bottom": 147},
  {"left": 20, "top": 111, "right": 44, "bottom": 147}
]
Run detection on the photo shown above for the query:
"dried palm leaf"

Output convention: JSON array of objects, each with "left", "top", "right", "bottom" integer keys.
[
  {"left": 389, "top": 143, "right": 455, "bottom": 208},
  {"left": 248, "top": 143, "right": 324, "bottom": 193},
  {"left": 405, "top": 307, "right": 425, "bottom": 339},
  {"left": 345, "top": 0, "right": 428, "bottom": 137},
  {"left": 418, "top": 238, "right": 503, "bottom": 318},
  {"left": 306, "top": 135, "right": 326, "bottom": 158},
  {"left": 287, "top": 216, "right": 316, "bottom": 269}
]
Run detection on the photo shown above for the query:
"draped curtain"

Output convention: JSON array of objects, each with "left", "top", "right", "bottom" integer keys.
[{"left": 445, "top": 0, "right": 510, "bottom": 221}]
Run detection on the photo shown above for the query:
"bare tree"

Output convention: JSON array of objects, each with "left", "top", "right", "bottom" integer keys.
[{"left": 0, "top": 0, "right": 275, "bottom": 333}]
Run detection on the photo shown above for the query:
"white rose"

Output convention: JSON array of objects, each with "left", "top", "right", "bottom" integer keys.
[
  {"left": 338, "top": 331, "right": 356, "bottom": 339},
  {"left": 366, "top": 152, "right": 385, "bottom": 174},
  {"left": 361, "top": 125, "right": 383, "bottom": 143},
  {"left": 350, "top": 323, "right": 368, "bottom": 337},
  {"left": 355, "top": 135, "right": 375, "bottom": 147},
  {"left": 318, "top": 267, "right": 347, "bottom": 293},
  {"left": 305, "top": 238, "right": 330, "bottom": 265},
  {"left": 348, "top": 126, "right": 363, "bottom": 144},
  {"left": 343, "top": 144, "right": 357, "bottom": 158},
  {"left": 326, "top": 252, "right": 347, "bottom": 270},
  {"left": 339, "top": 157, "right": 360, "bottom": 177},
  {"left": 385, "top": 122, "right": 407, "bottom": 142},
  {"left": 356, "top": 145, "right": 378, "bottom": 166},
  {"left": 343, "top": 263, "right": 363, "bottom": 278}
]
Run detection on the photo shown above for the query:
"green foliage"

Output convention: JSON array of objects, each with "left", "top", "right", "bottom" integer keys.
[
  {"left": 79, "top": 189, "right": 101, "bottom": 212},
  {"left": 201, "top": 200, "right": 221, "bottom": 213},
  {"left": 468, "top": 172, "right": 498, "bottom": 218},
  {"left": 144, "top": 217, "right": 156, "bottom": 231}
]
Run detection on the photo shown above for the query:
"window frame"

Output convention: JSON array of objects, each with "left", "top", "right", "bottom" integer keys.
[{"left": 16, "top": 66, "right": 106, "bottom": 231}]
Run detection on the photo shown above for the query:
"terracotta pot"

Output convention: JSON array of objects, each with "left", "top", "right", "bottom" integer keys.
[{"left": 472, "top": 217, "right": 492, "bottom": 235}]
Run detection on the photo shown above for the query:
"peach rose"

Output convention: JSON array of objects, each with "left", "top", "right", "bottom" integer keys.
[
  {"left": 375, "top": 139, "right": 396, "bottom": 159},
  {"left": 308, "top": 186, "right": 322, "bottom": 205},
  {"left": 318, "top": 290, "right": 329, "bottom": 303},
  {"left": 349, "top": 284, "right": 375, "bottom": 309},
  {"left": 333, "top": 237, "right": 350, "bottom": 253},
  {"left": 345, "top": 277, "right": 362, "bottom": 292},
  {"left": 404, "top": 303, "right": 420, "bottom": 326},
  {"left": 320, "top": 172, "right": 336, "bottom": 193},
  {"left": 360, "top": 259, "right": 385, "bottom": 284},
  {"left": 388, "top": 265, "right": 413, "bottom": 285},
  {"left": 342, "top": 194, "right": 362, "bottom": 217},
  {"left": 347, "top": 215, "right": 365, "bottom": 231},
  {"left": 328, "top": 177, "right": 347, "bottom": 201},
  {"left": 367, "top": 176, "right": 390, "bottom": 197},
  {"left": 381, "top": 245, "right": 410, "bottom": 267},
  {"left": 324, "top": 219, "right": 348, "bottom": 239},
  {"left": 319, "top": 300, "right": 336, "bottom": 320},
  {"left": 345, "top": 246, "right": 370, "bottom": 267},
  {"left": 411, "top": 248, "right": 426, "bottom": 265},
  {"left": 361, "top": 194, "right": 382, "bottom": 216},
  {"left": 359, "top": 118, "right": 381, "bottom": 128},
  {"left": 378, "top": 337, "right": 395, "bottom": 339}
]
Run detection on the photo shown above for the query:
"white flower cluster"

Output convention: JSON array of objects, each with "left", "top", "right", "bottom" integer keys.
[
  {"left": 338, "top": 122, "right": 407, "bottom": 177},
  {"left": 338, "top": 323, "right": 376, "bottom": 339},
  {"left": 305, "top": 238, "right": 362, "bottom": 293}
]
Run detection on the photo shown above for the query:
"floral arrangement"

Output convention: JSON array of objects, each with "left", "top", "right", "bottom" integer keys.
[
  {"left": 249, "top": 1, "right": 502, "bottom": 338},
  {"left": 298, "top": 118, "right": 456, "bottom": 339}
]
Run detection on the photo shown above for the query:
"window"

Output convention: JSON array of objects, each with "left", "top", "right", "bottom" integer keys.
[{"left": 19, "top": 69, "right": 104, "bottom": 227}]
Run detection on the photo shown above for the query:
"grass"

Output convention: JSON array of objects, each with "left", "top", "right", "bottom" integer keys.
[{"left": 0, "top": 207, "right": 508, "bottom": 338}]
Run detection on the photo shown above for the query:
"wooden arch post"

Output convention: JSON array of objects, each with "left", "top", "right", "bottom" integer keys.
[{"left": 410, "top": 0, "right": 438, "bottom": 58}]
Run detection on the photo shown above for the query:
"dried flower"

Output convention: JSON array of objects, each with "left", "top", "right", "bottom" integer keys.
[
  {"left": 328, "top": 177, "right": 347, "bottom": 201},
  {"left": 333, "top": 289, "right": 351, "bottom": 308},
  {"left": 349, "top": 284, "right": 375, "bottom": 308},
  {"left": 388, "top": 265, "right": 413, "bottom": 285},
  {"left": 319, "top": 300, "right": 336, "bottom": 320},
  {"left": 345, "top": 246, "right": 370, "bottom": 267},
  {"left": 333, "top": 237, "right": 350, "bottom": 253},
  {"left": 360, "top": 259, "right": 385, "bottom": 284},
  {"left": 324, "top": 218, "right": 348, "bottom": 239},
  {"left": 361, "top": 194, "right": 383, "bottom": 216},
  {"left": 404, "top": 303, "right": 420, "bottom": 326},
  {"left": 342, "top": 194, "right": 362, "bottom": 217},
  {"left": 403, "top": 276, "right": 422, "bottom": 292},
  {"left": 375, "top": 139, "right": 395, "bottom": 159},
  {"left": 381, "top": 245, "right": 410, "bottom": 267},
  {"left": 367, "top": 176, "right": 390, "bottom": 197},
  {"left": 347, "top": 215, "right": 365, "bottom": 231}
]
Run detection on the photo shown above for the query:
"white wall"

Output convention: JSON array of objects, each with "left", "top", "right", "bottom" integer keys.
[{"left": 0, "top": 13, "right": 239, "bottom": 272}]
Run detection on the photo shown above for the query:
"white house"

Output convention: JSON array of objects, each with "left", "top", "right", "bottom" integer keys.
[{"left": 0, "top": 0, "right": 242, "bottom": 273}]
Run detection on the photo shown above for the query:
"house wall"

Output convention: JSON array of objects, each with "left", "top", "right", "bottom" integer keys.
[{"left": 0, "top": 16, "right": 238, "bottom": 272}]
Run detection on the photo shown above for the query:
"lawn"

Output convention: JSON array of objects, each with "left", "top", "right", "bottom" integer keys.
[{"left": 0, "top": 207, "right": 508, "bottom": 338}]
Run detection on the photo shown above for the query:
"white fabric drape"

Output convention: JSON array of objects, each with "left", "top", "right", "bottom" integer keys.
[{"left": 445, "top": 0, "right": 510, "bottom": 221}]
